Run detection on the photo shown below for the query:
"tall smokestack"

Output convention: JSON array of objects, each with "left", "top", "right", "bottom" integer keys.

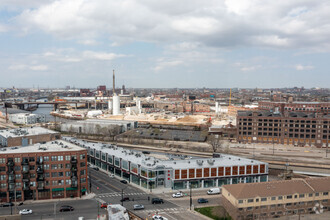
[{"left": 113, "top": 69, "right": 115, "bottom": 95}]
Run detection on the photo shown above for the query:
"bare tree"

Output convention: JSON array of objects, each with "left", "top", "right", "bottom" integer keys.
[{"left": 208, "top": 134, "right": 224, "bottom": 153}]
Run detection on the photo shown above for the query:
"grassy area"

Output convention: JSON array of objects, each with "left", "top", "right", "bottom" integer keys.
[{"left": 195, "top": 206, "right": 231, "bottom": 220}]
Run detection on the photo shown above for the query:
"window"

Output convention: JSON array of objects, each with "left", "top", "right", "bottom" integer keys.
[
  {"left": 58, "top": 164, "right": 63, "bottom": 169},
  {"left": 44, "top": 156, "right": 49, "bottom": 162},
  {"left": 80, "top": 162, "right": 86, "bottom": 167},
  {"left": 51, "top": 164, "right": 58, "bottom": 169},
  {"left": 58, "top": 156, "right": 63, "bottom": 161},
  {"left": 65, "top": 163, "right": 71, "bottom": 169},
  {"left": 287, "top": 195, "right": 292, "bottom": 199},
  {"left": 51, "top": 172, "right": 58, "bottom": 177},
  {"left": 309, "top": 193, "right": 313, "bottom": 197},
  {"left": 44, "top": 173, "right": 50, "bottom": 178},
  {"left": 15, "top": 174, "right": 21, "bottom": 179},
  {"left": 0, "top": 175, "right": 6, "bottom": 180},
  {"left": 58, "top": 172, "right": 63, "bottom": 177},
  {"left": 14, "top": 157, "right": 21, "bottom": 163},
  {"left": 80, "top": 154, "right": 85, "bottom": 160},
  {"left": 80, "top": 170, "right": 86, "bottom": 176},
  {"left": 0, "top": 167, "right": 5, "bottom": 172},
  {"left": 0, "top": 158, "right": 5, "bottom": 164},
  {"left": 65, "top": 155, "right": 70, "bottom": 161},
  {"left": 29, "top": 157, "right": 35, "bottom": 162},
  {"left": 299, "top": 194, "right": 305, "bottom": 198},
  {"left": 323, "top": 192, "right": 329, "bottom": 196},
  {"left": 65, "top": 179, "right": 71, "bottom": 185},
  {"left": 44, "top": 164, "right": 50, "bottom": 170},
  {"left": 65, "top": 171, "right": 71, "bottom": 177},
  {"left": 261, "top": 198, "right": 267, "bottom": 202},
  {"left": 238, "top": 200, "right": 243, "bottom": 204},
  {"left": 1, "top": 183, "right": 7, "bottom": 188},
  {"left": 248, "top": 199, "right": 254, "bottom": 203},
  {"left": 271, "top": 197, "right": 276, "bottom": 201},
  {"left": 278, "top": 196, "right": 283, "bottom": 200},
  {"left": 315, "top": 192, "right": 319, "bottom": 196},
  {"left": 51, "top": 156, "right": 57, "bottom": 161}
]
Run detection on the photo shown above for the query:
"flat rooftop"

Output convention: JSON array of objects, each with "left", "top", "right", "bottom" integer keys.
[
  {"left": 65, "top": 137, "right": 266, "bottom": 170},
  {"left": 0, "top": 127, "right": 58, "bottom": 138},
  {"left": 0, "top": 140, "right": 85, "bottom": 154}
]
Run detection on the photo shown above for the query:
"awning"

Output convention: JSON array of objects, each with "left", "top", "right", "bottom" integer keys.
[
  {"left": 52, "top": 188, "right": 64, "bottom": 192},
  {"left": 81, "top": 188, "right": 87, "bottom": 192},
  {"left": 66, "top": 187, "right": 78, "bottom": 191}
]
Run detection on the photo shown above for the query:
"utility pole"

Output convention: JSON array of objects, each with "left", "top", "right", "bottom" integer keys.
[
  {"left": 89, "top": 169, "right": 92, "bottom": 193},
  {"left": 121, "top": 189, "right": 124, "bottom": 206}
]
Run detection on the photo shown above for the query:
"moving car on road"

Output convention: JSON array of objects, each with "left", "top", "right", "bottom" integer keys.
[
  {"left": 151, "top": 198, "right": 164, "bottom": 204},
  {"left": 172, "top": 192, "right": 183, "bottom": 198},
  {"left": 152, "top": 215, "right": 168, "bottom": 220},
  {"left": 59, "top": 205, "right": 74, "bottom": 212},
  {"left": 100, "top": 203, "right": 108, "bottom": 208},
  {"left": 207, "top": 188, "right": 221, "bottom": 195},
  {"left": 133, "top": 204, "right": 145, "bottom": 210},
  {"left": 92, "top": 167, "right": 99, "bottom": 171},
  {"left": 19, "top": 209, "right": 32, "bottom": 215},
  {"left": 120, "top": 197, "right": 130, "bottom": 202},
  {"left": 120, "top": 180, "right": 128, "bottom": 184},
  {"left": 197, "top": 198, "right": 208, "bottom": 203},
  {"left": 1, "top": 202, "right": 14, "bottom": 207}
]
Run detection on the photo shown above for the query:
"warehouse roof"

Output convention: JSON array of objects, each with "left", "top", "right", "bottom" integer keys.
[{"left": 0, "top": 127, "right": 58, "bottom": 138}]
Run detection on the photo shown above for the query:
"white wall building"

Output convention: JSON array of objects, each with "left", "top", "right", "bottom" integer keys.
[{"left": 9, "top": 113, "right": 46, "bottom": 124}]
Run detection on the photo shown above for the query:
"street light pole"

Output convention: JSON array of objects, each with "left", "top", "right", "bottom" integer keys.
[
  {"left": 121, "top": 189, "right": 124, "bottom": 206},
  {"left": 89, "top": 169, "right": 92, "bottom": 193},
  {"left": 189, "top": 183, "right": 192, "bottom": 210}
]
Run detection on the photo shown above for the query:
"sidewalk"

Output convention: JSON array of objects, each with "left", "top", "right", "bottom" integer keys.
[{"left": 22, "top": 192, "right": 96, "bottom": 204}]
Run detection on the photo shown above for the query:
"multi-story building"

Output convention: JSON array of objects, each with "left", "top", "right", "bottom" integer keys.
[
  {"left": 0, "top": 140, "right": 88, "bottom": 202},
  {"left": 222, "top": 177, "right": 330, "bottom": 219},
  {"left": 9, "top": 113, "right": 46, "bottom": 125},
  {"left": 258, "top": 101, "right": 330, "bottom": 114},
  {"left": 237, "top": 111, "right": 330, "bottom": 147},
  {"left": 66, "top": 137, "right": 268, "bottom": 191},
  {"left": 0, "top": 127, "right": 60, "bottom": 147}
]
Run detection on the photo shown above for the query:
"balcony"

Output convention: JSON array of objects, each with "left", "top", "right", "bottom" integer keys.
[
  {"left": 23, "top": 185, "right": 30, "bottom": 191},
  {"left": 70, "top": 158, "right": 77, "bottom": 164},
  {"left": 36, "top": 160, "right": 43, "bottom": 165},
  {"left": 37, "top": 183, "right": 44, "bottom": 190},
  {"left": 22, "top": 169, "right": 29, "bottom": 174},
  {"left": 71, "top": 166, "right": 77, "bottom": 172},
  {"left": 7, "top": 169, "right": 14, "bottom": 175},
  {"left": 8, "top": 178, "right": 15, "bottom": 183},
  {"left": 37, "top": 175, "right": 44, "bottom": 181},
  {"left": 7, "top": 161, "right": 14, "bottom": 167},
  {"left": 71, "top": 182, "right": 78, "bottom": 188}
]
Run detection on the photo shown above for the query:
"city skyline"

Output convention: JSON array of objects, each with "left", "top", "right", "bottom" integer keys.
[{"left": 1, "top": 0, "right": 330, "bottom": 88}]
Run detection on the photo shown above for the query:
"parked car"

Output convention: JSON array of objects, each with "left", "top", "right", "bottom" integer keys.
[
  {"left": 19, "top": 209, "right": 32, "bottom": 215},
  {"left": 120, "top": 180, "right": 128, "bottom": 184},
  {"left": 133, "top": 204, "right": 145, "bottom": 210},
  {"left": 120, "top": 197, "right": 130, "bottom": 202},
  {"left": 100, "top": 203, "right": 108, "bottom": 208},
  {"left": 151, "top": 198, "right": 164, "bottom": 204},
  {"left": 59, "top": 205, "right": 74, "bottom": 212},
  {"left": 197, "top": 198, "right": 208, "bottom": 203},
  {"left": 108, "top": 174, "right": 114, "bottom": 178},
  {"left": 152, "top": 215, "right": 168, "bottom": 220},
  {"left": 92, "top": 167, "right": 99, "bottom": 171},
  {"left": 172, "top": 192, "right": 183, "bottom": 198},
  {"left": 2, "top": 202, "right": 14, "bottom": 207}
]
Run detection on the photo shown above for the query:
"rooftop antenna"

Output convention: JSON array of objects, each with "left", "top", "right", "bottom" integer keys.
[{"left": 113, "top": 69, "right": 116, "bottom": 95}]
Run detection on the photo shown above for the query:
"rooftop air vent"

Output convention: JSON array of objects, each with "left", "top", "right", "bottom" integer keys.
[
  {"left": 196, "top": 160, "right": 203, "bottom": 165},
  {"left": 207, "top": 159, "right": 214, "bottom": 165}
]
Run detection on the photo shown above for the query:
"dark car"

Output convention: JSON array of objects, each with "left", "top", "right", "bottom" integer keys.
[
  {"left": 120, "top": 197, "right": 130, "bottom": 202},
  {"left": 59, "top": 205, "right": 74, "bottom": 212},
  {"left": 151, "top": 198, "right": 164, "bottom": 204},
  {"left": 92, "top": 167, "right": 99, "bottom": 171},
  {"left": 197, "top": 198, "right": 208, "bottom": 203},
  {"left": 2, "top": 202, "right": 14, "bottom": 207},
  {"left": 120, "top": 180, "right": 128, "bottom": 184}
]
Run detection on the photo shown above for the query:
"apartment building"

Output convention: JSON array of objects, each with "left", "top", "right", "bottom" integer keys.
[
  {"left": 237, "top": 111, "right": 330, "bottom": 147},
  {"left": 0, "top": 127, "right": 60, "bottom": 147},
  {"left": 258, "top": 101, "right": 330, "bottom": 114},
  {"left": 65, "top": 137, "right": 268, "bottom": 191},
  {"left": 222, "top": 177, "right": 330, "bottom": 219},
  {"left": 0, "top": 140, "right": 88, "bottom": 203}
]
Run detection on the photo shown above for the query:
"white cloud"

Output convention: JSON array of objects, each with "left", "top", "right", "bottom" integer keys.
[
  {"left": 8, "top": 64, "right": 48, "bottom": 71},
  {"left": 16, "top": 0, "right": 330, "bottom": 51},
  {"left": 153, "top": 60, "right": 183, "bottom": 71},
  {"left": 82, "top": 51, "right": 127, "bottom": 60},
  {"left": 78, "top": 39, "right": 99, "bottom": 46},
  {"left": 295, "top": 64, "right": 314, "bottom": 71}
]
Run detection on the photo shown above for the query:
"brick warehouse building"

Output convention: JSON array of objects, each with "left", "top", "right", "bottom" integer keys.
[
  {"left": 0, "top": 140, "right": 88, "bottom": 203},
  {"left": 0, "top": 127, "right": 61, "bottom": 147},
  {"left": 237, "top": 111, "right": 330, "bottom": 147},
  {"left": 222, "top": 177, "right": 330, "bottom": 219},
  {"left": 258, "top": 101, "right": 330, "bottom": 114}
]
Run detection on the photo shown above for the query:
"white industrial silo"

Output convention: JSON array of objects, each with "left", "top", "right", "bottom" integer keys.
[
  {"left": 113, "top": 95, "right": 120, "bottom": 115},
  {"left": 215, "top": 102, "right": 219, "bottom": 113}
]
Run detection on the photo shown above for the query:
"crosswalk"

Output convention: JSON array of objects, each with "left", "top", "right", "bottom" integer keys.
[
  {"left": 134, "top": 207, "right": 186, "bottom": 214},
  {"left": 97, "top": 192, "right": 147, "bottom": 198}
]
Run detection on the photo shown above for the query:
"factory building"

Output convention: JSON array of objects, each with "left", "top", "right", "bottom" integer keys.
[
  {"left": 237, "top": 111, "right": 330, "bottom": 147},
  {"left": 9, "top": 113, "right": 46, "bottom": 125},
  {"left": 222, "top": 177, "right": 330, "bottom": 219},
  {"left": 0, "top": 140, "right": 88, "bottom": 203},
  {"left": 60, "top": 119, "right": 137, "bottom": 135},
  {"left": 66, "top": 137, "right": 268, "bottom": 191},
  {"left": 0, "top": 127, "right": 61, "bottom": 147}
]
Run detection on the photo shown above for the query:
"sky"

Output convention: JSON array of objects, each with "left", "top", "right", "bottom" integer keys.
[{"left": 0, "top": 0, "right": 330, "bottom": 89}]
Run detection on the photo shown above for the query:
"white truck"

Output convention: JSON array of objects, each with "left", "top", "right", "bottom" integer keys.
[{"left": 207, "top": 188, "right": 221, "bottom": 195}]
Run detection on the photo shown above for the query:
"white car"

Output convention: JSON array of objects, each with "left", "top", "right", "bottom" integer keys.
[
  {"left": 19, "top": 209, "right": 33, "bottom": 215},
  {"left": 152, "top": 215, "right": 168, "bottom": 220},
  {"left": 172, "top": 192, "right": 183, "bottom": 198}
]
